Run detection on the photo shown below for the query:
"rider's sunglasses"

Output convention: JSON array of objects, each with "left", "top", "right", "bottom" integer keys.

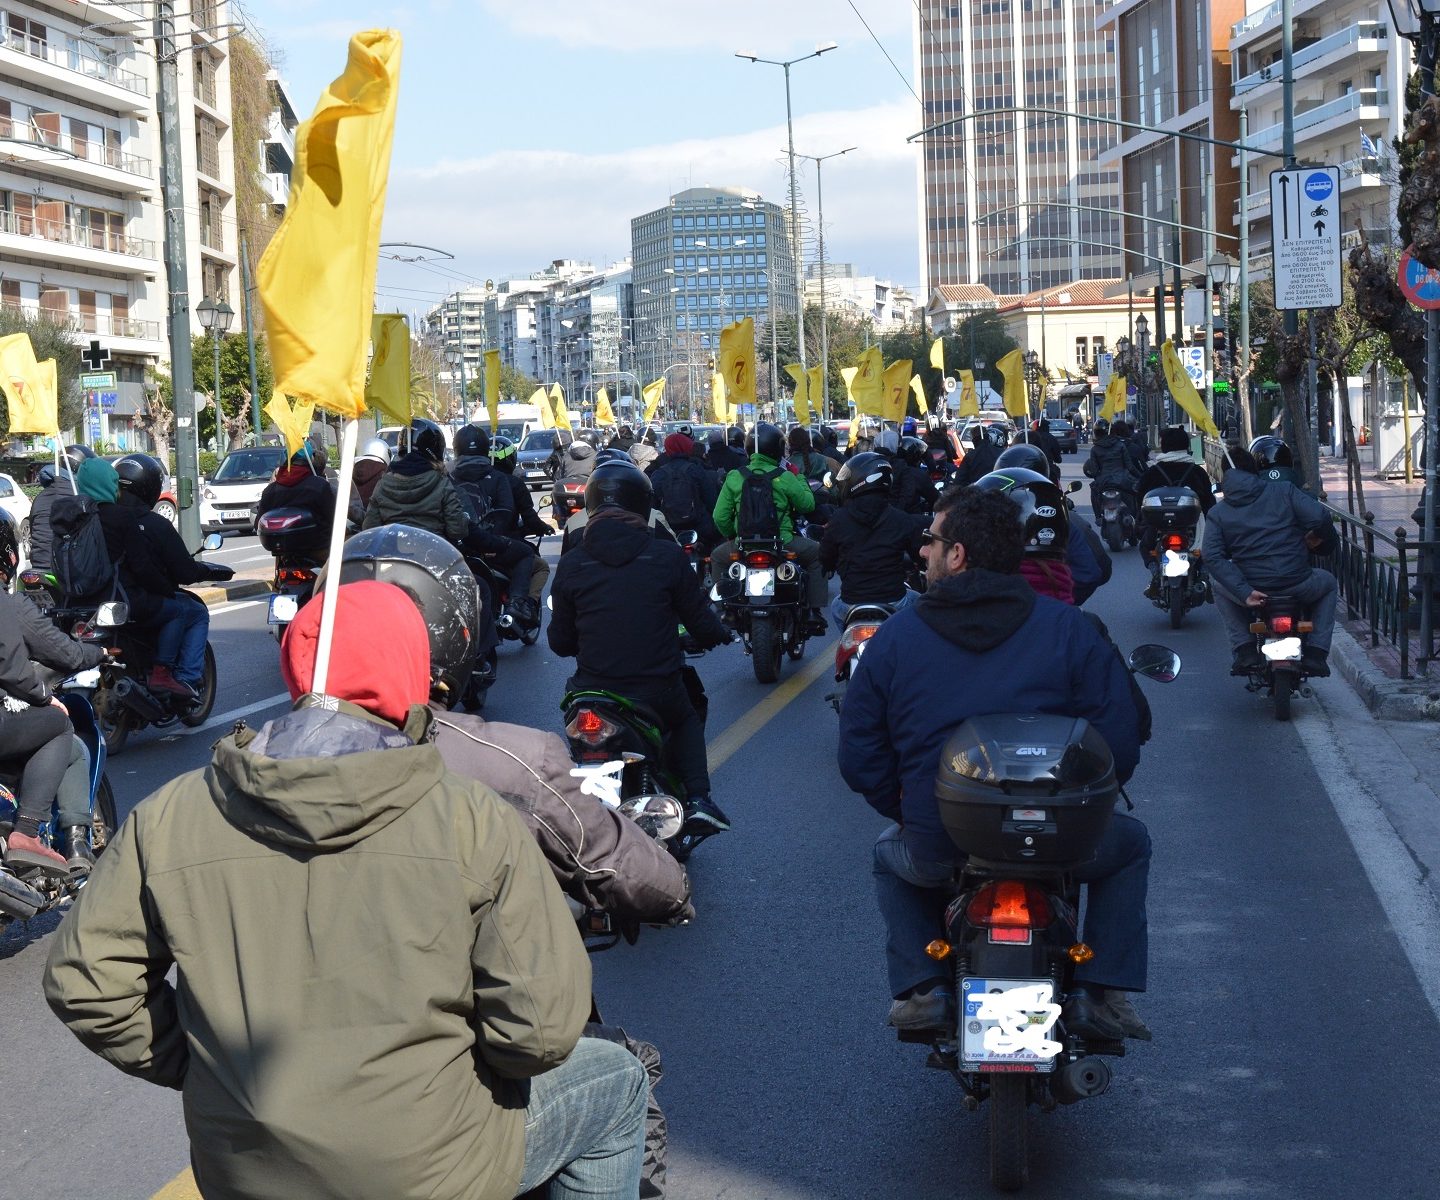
[{"left": 920, "top": 529, "right": 956, "bottom": 549}]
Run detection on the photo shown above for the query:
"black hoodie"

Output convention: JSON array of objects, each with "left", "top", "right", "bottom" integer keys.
[
  {"left": 820, "top": 494, "right": 927, "bottom": 605},
  {"left": 548, "top": 513, "right": 728, "bottom": 684}
]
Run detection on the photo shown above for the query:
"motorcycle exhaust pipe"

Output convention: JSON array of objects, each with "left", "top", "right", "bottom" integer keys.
[
  {"left": 1051, "top": 1056, "right": 1112, "bottom": 1105},
  {"left": 0, "top": 868, "right": 46, "bottom": 920},
  {"left": 114, "top": 676, "right": 167, "bottom": 724}
]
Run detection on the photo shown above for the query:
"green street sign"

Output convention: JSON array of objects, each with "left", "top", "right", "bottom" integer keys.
[
  {"left": 80, "top": 371, "right": 117, "bottom": 390},
  {"left": 1213, "top": 381, "right": 1231, "bottom": 394}
]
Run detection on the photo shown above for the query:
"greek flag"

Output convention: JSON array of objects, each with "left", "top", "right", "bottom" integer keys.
[{"left": 1360, "top": 130, "right": 1379, "bottom": 158}]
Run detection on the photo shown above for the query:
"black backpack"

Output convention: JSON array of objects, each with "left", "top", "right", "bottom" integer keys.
[
  {"left": 456, "top": 469, "right": 514, "bottom": 534},
  {"left": 653, "top": 462, "right": 704, "bottom": 530},
  {"left": 736, "top": 467, "right": 783, "bottom": 539},
  {"left": 49, "top": 494, "right": 116, "bottom": 601}
]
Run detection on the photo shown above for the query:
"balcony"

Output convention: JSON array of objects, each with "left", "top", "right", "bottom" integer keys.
[
  {"left": 0, "top": 116, "right": 153, "bottom": 187},
  {"left": 263, "top": 172, "right": 290, "bottom": 207},
  {"left": 1234, "top": 22, "right": 1388, "bottom": 97},
  {"left": 1236, "top": 156, "right": 1389, "bottom": 222},
  {"left": 0, "top": 208, "right": 158, "bottom": 273},
  {"left": 264, "top": 110, "right": 296, "bottom": 162},
  {"left": 200, "top": 222, "right": 224, "bottom": 253},
  {"left": 0, "top": 29, "right": 150, "bottom": 111},
  {"left": 1248, "top": 89, "right": 1389, "bottom": 149}
]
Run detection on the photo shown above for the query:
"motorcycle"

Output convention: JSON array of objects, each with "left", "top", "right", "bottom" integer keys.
[
  {"left": 713, "top": 538, "right": 810, "bottom": 685},
  {"left": 552, "top": 477, "right": 589, "bottom": 525},
  {"left": 257, "top": 506, "right": 327, "bottom": 640},
  {"left": 0, "top": 674, "right": 119, "bottom": 931},
  {"left": 901, "top": 645, "right": 1179, "bottom": 1192},
  {"left": 827, "top": 602, "right": 894, "bottom": 715},
  {"left": 465, "top": 534, "right": 544, "bottom": 650},
  {"left": 1096, "top": 486, "right": 1138, "bottom": 553},
  {"left": 1244, "top": 596, "right": 1317, "bottom": 721},
  {"left": 1139, "top": 487, "right": 1210, "bottom": 629}
]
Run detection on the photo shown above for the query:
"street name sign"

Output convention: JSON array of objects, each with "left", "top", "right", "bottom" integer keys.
[
  {"left": 80, "top": 371, "right": 116, "bottom": 390},
  {"left": 1269, "top": 166, "right": 1342, "bottom": 311},
  {"left": 1398, "top": 247, "right": 1440, "bottom": 311}
]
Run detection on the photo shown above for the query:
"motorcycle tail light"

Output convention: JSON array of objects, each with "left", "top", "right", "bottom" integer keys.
[
  {"left": 566, "top": 708, "right": 618, "bottom": 746},
  {"left": 259, "top": 512, "right": 304, "bottom": 532},
  {"left": 966, "top": 880, "right": 1053, "bottom": 930},
  {"left": 1297, "top": 620, "right": 1314, "bottom": 632},
  {"left": 71, "top": 619, "right": 98, "bottom": 641},
  {"left": 19, "top": 570, "right": 43, "bottom": 587},
  {"left": 1269, "top": 615, "right": 1294, "bottom": 634},
  {"left": 277, "top": 567, "right": 315, "bottom": 585},
  {"left": 840, "top": 623, "right": 880, "bottom": 654},
  {"left": 1163, "top": 533, "right": 1186, "bottom": 552},
  {"left": 745, "top": 551, "right": 776, "bottom": 567}
]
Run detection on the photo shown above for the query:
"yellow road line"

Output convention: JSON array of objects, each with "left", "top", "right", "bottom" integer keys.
[{"left": 152, "top": 640, "right": 836, "bottom": 1199}]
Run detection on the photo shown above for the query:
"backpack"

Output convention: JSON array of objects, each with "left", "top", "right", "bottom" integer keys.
[
  {"left": 735, "top": 467, "right": 783, "bottom": 540},
  {"left": 653, "top": 462, "right": 704, "bottom": 530},
  {"left": 49, "top": 494, "right": 116, "bottom": 601},
  {"left": 456, "top": 469, "right": 514, "bottom": 534}
]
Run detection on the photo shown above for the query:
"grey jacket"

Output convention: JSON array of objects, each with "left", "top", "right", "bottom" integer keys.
[
  {"left": 1202, "top": 470, "right": 1337, "bottom": 597},
  {"left": 0, "top": 590, "right": 105, "bottom": 705},
  {"left": 26, "top": 478, "right": 70, "bottom": 570}
]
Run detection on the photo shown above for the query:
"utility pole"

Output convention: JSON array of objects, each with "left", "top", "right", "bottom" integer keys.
[
  {"left": 799, "top": 146, "right": 854, "bottom": 421},
  {"left": 1281, "top": 0, "right": 1302, "bottom": 457},
  {"left": 240, "top": 236, "right": 261, "bottom": 445},
  {"left": 155, "top": 0, "right": 200, "bottom": 549},
  {"left": 1239, "top": 107, "right": 1252, "bottom": 444}
]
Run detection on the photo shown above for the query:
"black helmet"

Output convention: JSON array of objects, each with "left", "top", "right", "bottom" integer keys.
[
  {"left": 1248, "top": 435, "right": 1292, "bottom": 469},
  {"left": 1093, "top": 418, "right": 1110, "bottom": 438},
  {"left": 584, "top": 461, "right": 653, "bottom": 519},
  {"left": 64, "top": 444, "right": 96, "bottom": 474},
  {"left": 751, "top": 421, "right": 784, "bottom": 460},
  {"left": 975, "top": 467, "right": 1068, "bottom": 558},
  {"left": 490, "top": 436, "right": 516, "bottom": 473},
  {"left": 899, "top": 435, "right": 927, "bottom": 468},
  {"left": 674, "top": 422, "right": 693, "bottom": 438},
  {"left": 453, "top": 424, "right": 490, "bottom": 458},
  {"left": 641, "top": 426, "right": 659, "bottom": 447},
  {"left": 835, "top": 451, "right": 893, "bottom": 504},
  {"left": 114, "top": 453, "right": 165, "bottom": 508},
  {"left": 985, "top": 423, "right": 1009, "bottom": 448},
  {"left": 594, "top": 447, "right": 632, "bottom": 467},
  {"left": 409, "top": 418, "right": 446, "bottom": 464},
  {"left": 995, "top": 443, "right": 1053, "bottom": 478},
  {"left": 0, "top": 508, "right": 18, "bottom": 588},
  {"left": 874, "top": 428, "right": 900, "bottom": 456},
  {"left": 37, "top": 463, "right": 58, "bottom": 488},
  {"left": 726, "top": 424, "right": 746, "bottom": 449},
  {"left": 331, "top": 525, "right": 481, "bottom": 703}
]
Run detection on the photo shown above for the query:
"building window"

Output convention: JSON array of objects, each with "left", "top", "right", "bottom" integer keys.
[{"left": 1075, "top": 337, "right": 1089, "bottom": 367}]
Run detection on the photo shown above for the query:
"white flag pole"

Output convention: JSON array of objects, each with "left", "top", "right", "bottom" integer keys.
[{"left": 309, "top": 417, "right": 359, "bottom": 696}]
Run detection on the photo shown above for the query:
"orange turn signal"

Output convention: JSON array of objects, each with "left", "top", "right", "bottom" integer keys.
[
  {"left": 1068, "top": 943, "right": 1095, "bottom": 964},
  {"left": 925, "top": 939, "right": 953, "bottom": 961}
]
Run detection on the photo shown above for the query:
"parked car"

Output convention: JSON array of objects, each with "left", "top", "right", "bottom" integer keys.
[
  {"left": 0, "top": 472, "right": 32, "bottom": 553},
  {"left": 200, "top": 446, "right": 287, "bottom": 532},
  {"left": 1049, "top": 418, "right": 1078, "bottom": 455},
  {"left": 516, "top": 428, "right": 573, "bottom": 489}
]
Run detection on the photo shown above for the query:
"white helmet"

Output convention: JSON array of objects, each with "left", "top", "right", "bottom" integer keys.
[{"left": 357, "top": 438, "right": 392, "bottom": 468}]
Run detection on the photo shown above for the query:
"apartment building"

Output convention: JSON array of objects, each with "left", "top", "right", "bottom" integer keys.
[
  {"left": 261, "top": 70, "right": 298, "bottom": 216},
  {"left": 0, "top": 0, "right": 238, "bottom": 445},
  {"left": 804, "top": 263, "right": 919, "bottom": 331},
  {"left": 534, "top": 261, "right": 633, "bottom": 417}
]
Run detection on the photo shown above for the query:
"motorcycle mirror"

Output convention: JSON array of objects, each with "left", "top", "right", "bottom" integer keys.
[
  {"left": 618, "top": 794, "right": 685, "bottom": 842},
  {"left": 1068, "top": 480, "right": 1083, "bottom": 493},
  {"left": 545, "top": 594, "right": 553, "bottom": 610},
  {"left": 95, "top": 601, "right": 129, "bottom": 627},
  {"left": 822, "top": 471, "right": 835, "bottom": 489},
  {"left": 201, "top": 532, "right": 224, "bottom": 551},
  {"left": 677, "top": 529, "right": 699, "bottom": 547},
  {"left": 1127, "top": 643, "right": 1181, "bottom": 682}
]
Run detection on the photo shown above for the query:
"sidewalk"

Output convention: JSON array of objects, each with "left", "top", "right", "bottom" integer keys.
[
  {"left": 1318, "top": 453, "right": 1421, "bottom": 536},
  {"left": 185, "top": 560, "right": 272, "bottom": 608}
]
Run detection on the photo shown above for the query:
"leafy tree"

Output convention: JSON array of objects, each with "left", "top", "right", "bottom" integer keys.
[
  {"left": 192, "top": 331, "right": 273, "bottom": 450},
  {"left": 0, "top": 308, "right": 85, "bottom": 438},
  {"left": 465, "top": 364, "right": 541, "bottom": 408},
  {"left": 760, "top": 305, "right": 879, "bottom": 419}
]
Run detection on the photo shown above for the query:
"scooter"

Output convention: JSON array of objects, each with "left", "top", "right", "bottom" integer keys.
[
  {"left": 1139, "top": 487, "right": 1210, "bottom": 629},
  {"left": 1243, "top": 596, "right": 1318, "bottom": 721},
  {"left": 257, "top": 507, "right": 327, "bottom": 640},
  {"left": 827, "top": 602, "right": 894, "bottom": 715},
  {"left": 1096, "top": 486, "right": 1138, "bottom": 553},
  {"left": 713, "top": 538, "right": 810, "bottom": 685}
]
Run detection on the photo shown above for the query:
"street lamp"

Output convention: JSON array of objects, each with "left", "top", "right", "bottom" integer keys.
[
  {"left": 1024, "top": 349, "right": 1042, "bottom": 429},
  {"left": 446, "top": 347, "right": 466, "bottom": 422},
  {"left": 735, "top": 41, "right": 839, "bottom": 373},
  {"left": 797, "top": 145, "right": 856, "bottom": 420},
  {"left": 196, "top": 295, "right": 234, "bottom": 449},
  {"left": 1209, "top": 254, "right": 1235, "bottom": 434},
  {"left": 1134, "top": 315, "right": 1153, "bottom": 433}
]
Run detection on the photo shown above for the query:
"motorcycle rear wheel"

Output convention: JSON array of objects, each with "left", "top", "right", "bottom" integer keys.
[
  {"left": 988, "top": 1075, "right": 1029, "bottom": 1192},
  {"left": 1103, "top": 523, "right": 1122, "bottom": 553},
  {"left": 750, "top": 619, "right": 782, "bottom": 684},
  {"left": 179, "top": 645, "right": 218, "bottom": 727},
  {"left": 1167, "top": 582, "right": 1185, "bottom": 629},
  {"left": 96, "top": 688, "right": 131, "bottom": 757},
  {"left": 1273, "top": 672, "right": 1293, "bottom": 721},
  {"left": 92, "top": 776, "right": 118, "bottom": 854}
]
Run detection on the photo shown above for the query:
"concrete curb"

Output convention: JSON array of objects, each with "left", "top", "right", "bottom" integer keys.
[
  {"left": 186, "top": 579, "right": 272, "bottom": 608},
  {"left": 1332, "top": 625, "right": 1440, "bottom": 722}
]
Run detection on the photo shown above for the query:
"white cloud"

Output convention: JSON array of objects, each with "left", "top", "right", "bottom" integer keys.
[
  {"left": 380, "top": 100, "right": 922, "bottom": 295},
  {"left": 475, "top": 0, "right": 908, "bottom": 52}
]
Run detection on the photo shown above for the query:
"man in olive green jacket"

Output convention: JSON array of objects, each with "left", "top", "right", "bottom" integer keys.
[{"left": 43, "top": 581, "right": 647, "bottom": 1200}]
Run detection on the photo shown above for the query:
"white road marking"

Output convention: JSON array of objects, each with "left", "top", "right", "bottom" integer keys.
[
  {"left": 180, "top": 692, "right": 290, "bottom": 738},
  {"left": 233, "top": 554, "right": 272, "bottom": 565},
  {"left": 208, "top": 600, "right": 264, "bottom": 616}
]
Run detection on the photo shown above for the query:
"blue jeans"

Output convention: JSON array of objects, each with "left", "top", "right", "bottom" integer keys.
[
  {"left": 516, "top": 1037, "right": 648, "bottom": 1200},
  {"left": 872, "top": 813, "right": 1151, "bottom": 999},
  {"left": 152, "top": 596, "right": 208, "bottom": 685},
  {"left": 830, "top": 587, "right": 919, "bottom": 627}
]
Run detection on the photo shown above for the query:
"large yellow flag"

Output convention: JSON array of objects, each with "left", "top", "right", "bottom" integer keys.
[
  {"left": 783, "top": 363, "right": 809, "bottom": 426},
  {"left": 0, "top": 333, "right": 57, "bottom": 436},
  {"left": 958, "top": 370, "right": 979, "bottom": 418},
  {"left": 997, "top": 349, "right": 1029, "bottom": 420},
  {"left": 1161, "top": 340, "right": 1220, "bottom": 437},
  {"left": 265, "top": 390, "right": 315, "bottom": 459},
  {"left": 258, "top": 31, "right": 402, "bottom": 418},
  {"left": 841, "top": 367, "right": 858, "bottom": 408},
  {"left": 484, "top": 349, "right": 501, "bottom": 434},
  {"left": 549, "top": 382, "right": 573, "bottom": 432},
  {"left": 718, "top": 317, "right": 756, "bottom": 409},
  {"left": 929, "top": 336, "right": 945, "bottom": 371},
  {"left": 530, "top": 385, "right": 554, "bottom": 429},
  {"left": 910, "top": 374, "right": 929, "bottom": 418},
  {"left": 1101, "top": 373, "right": 1127, "bottom": 422},
  {"left": 851, "top": 347, "right": 884, "bottom": 416},
  {"left": 709, "top": 372, "right": 732, "bottom": 425},
  {"left": 806, "top": 365, "right": 824, "bottom": 419},
  {"left": 595, "top": 387, "right": 616, "bottom": 427},
  {"left": 642, "top": 377, "right": 666, "bottom": 424},
  {"left": 365, "top": 313, "right": 411, "bottom": 427},
  {"left": 881, "top": 359, "right": 913, "bottom": 422}
]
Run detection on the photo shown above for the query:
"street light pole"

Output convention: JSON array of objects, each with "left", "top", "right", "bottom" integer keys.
[
  {"left": 798, "top": 146, "right": 855, "bottom": 421},
  {"left": 736, "top": 43, "right": 838, "bottom": 374}
]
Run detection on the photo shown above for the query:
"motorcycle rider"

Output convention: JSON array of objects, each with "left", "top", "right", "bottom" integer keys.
[
  {"left": 351, "top": 437, "right": 392, "bottom": 509},
  {"left": 787, "top": 426, "right": 835, "bottom": 483},
  {"left": 994, "top": 444, "right": 1110, "bottom": 605},
  {"left": 838, "top": 486, "right": 1150, "bottom": 1042},
  {"left": 489, "top": 436, "right": 554, "bottom": 541},
  {"left": 819, "top": 451, "right": 927, "bottom": 625},
  {"left": 951, "top": 422, "right": 1007, "bottom": 486},
  {"left": 1135, "top": 427, "right": 1216, "bottom": 595},
  {"left": 1029, "top": 417, "right": 1064, "bottom": 468},
  {"left": 650, "top": 432, "right": 720, "bottom": 551},
  {"left": 1084, "top": 418, "right": 1143, "bottom": 524},
  {"left": 27, "top": 444, "right": 95, "bottom": 571},
  {"left": 552, "top": 440, "right": 599, "bottom": 510},
  {"left": 362, "top": 418, "right": 471, "bottom": 546},
  {"left": 630, "top": 427, "right": 660, "bottom": 474},
  {"left": 86, "top": 456, "right": 231, "bottom": 699},
  {"left": 1203, "top": 447, "right": 1338, "bottom": 676},
  {"left": 1249, "top": 435, "right": 1305, "bottom": 488},
  {"left": 549, "top": 462, "right": 734, "bottom": 839},
  {"left": 892, "top": 436, "right": 935, "bottom": 515},
  {"left": 45, "top": 580, "right": 650, "bottom": 1200},
  {"left": 711, "top": 421, "right": 829, "bottom": 634},
  {"left": 256, "top": 440, "right": 336, "bottom": 533},
  {"left": 705, "top": 426, "right": 748, "bottom": 477}
]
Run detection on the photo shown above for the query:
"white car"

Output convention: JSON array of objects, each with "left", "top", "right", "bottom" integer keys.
[
  {"left": 0, "top": 472, "right": 33, "bottom": 552},
  {"left": 200, "top": 446, "right": 288, "bottom": 532}
]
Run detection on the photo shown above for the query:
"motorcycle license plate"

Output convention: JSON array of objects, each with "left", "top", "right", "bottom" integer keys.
[
  {"left": 1162, "top": 550, "right": 1190, "bottom": 578},
  {"left": 746, "top": 568, "right": 775, "bottom": 597},
  {"left": 268, "top": 594, "right": 300, "bottom": 625},
  {"left": 961, "top": 977, "right": 1061, "bottom": 1071},
  {"left": 1261, "top": 636, "right": 1302, "bottom": 662}
]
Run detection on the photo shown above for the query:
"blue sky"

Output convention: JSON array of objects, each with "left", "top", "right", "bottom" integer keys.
[{"left": 235, "top": 0, "right": 921, "bottom": 318}]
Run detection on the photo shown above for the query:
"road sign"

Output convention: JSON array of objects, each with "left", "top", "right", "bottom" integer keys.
[
  {"left": 100, "top": 390, "right": 118, "bottom": 412},
  {"left": 1097, "top": 352, "right": 1114, "bottom": 386},
  {"left": 1398, "top": 246, "right": 1440, "bottom": 310},
  {"left": 1179, "top": 346, "right": 1209, "bottom": 389},
  {"left": 81, "top": 339, "right": 112, "bottom": 371},
  {"left": 1269, "top": 166, "right": 1342, "bottom": 310},
  {"left": 80, "top": 371, "right": 116, "bottom": 390}
]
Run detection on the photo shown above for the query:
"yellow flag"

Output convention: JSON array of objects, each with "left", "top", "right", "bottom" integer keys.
[
  {"left": 929, "top": 336, "right": 944, "bottom": 371},
  {"left": 710, "top": 372, "right": 732, "bottom": 425},
  {"left": 718, "top": 317, "right": 756, "bottom": 409},
  {"left": 642, "top": 377, "right": 666, "bottom": 424},
  {"left": 806, "top": 365, "right": 824, "bottom": 420},
  {"left": 484, "top": 349, "right": 501, "bottom": 434},
  {"left": 549, "top": 382, "right": 573, "bottom": 432},
  {"left": 958, "top": 370, "right": 979, "bottom": 418},
  {"left": 0, "top": 333, "right": 57, "bottom": 436},
  {"left": 783, "top": 363, "right": 809, "bottom": 426},
  {"left": 265, "top": 389, "right": 315, "bottom": 460},
  {"left": 851, "top": 347, "right": 884, "bottom": 416},
  {"left": 841, "top": 367, "right": 858, "bottom": 408},
  {"left": 365, "top": 313, "right": 411, "bottom": 427},
  {"left": 595, "top": 387, "right": 616, "bottom": 427},
  {"left": 910, "top": 373, "right": 929, "bottom": 418},
  {"left": 530, "top": 385, "right": 554, "bottom": 429},
  {"left": 1161, "top": 341, "right": 1220, "bottom": 437},
  {"left": 258, "top": 31, "right": 402, "bottom": 418},
  {"left": 881, "top": 359, "right": 913, "bottom": 422},
  {"left": 1102, "top": 374, "right": 1127, "bottom": 422},
  {"left": 997, "top": 349, "right": 1029, "bottom": 420}
]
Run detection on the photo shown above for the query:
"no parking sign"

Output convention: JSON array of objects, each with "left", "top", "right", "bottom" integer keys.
[{"left": 1398, "top": 247, "right": 1440, "bottom": 311}]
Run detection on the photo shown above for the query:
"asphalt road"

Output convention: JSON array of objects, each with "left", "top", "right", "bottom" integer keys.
[{"left": 4, "top": 474, "right": 1440, "bottom": 1199}]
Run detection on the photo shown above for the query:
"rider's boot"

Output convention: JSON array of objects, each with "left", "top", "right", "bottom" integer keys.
[{"left": 65, "top": 826, "right": 95, "bottom": 873}]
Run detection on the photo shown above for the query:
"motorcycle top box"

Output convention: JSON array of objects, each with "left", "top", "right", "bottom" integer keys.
[
  {"left": 257, "top": 506, "right": 326, "bottom": 557},
  {"left": 935, "top": 714, "right": 1117, "bottom": 869},
  {"left": 1139, "top": 486, "right": 1202, "bottom": 532}
]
